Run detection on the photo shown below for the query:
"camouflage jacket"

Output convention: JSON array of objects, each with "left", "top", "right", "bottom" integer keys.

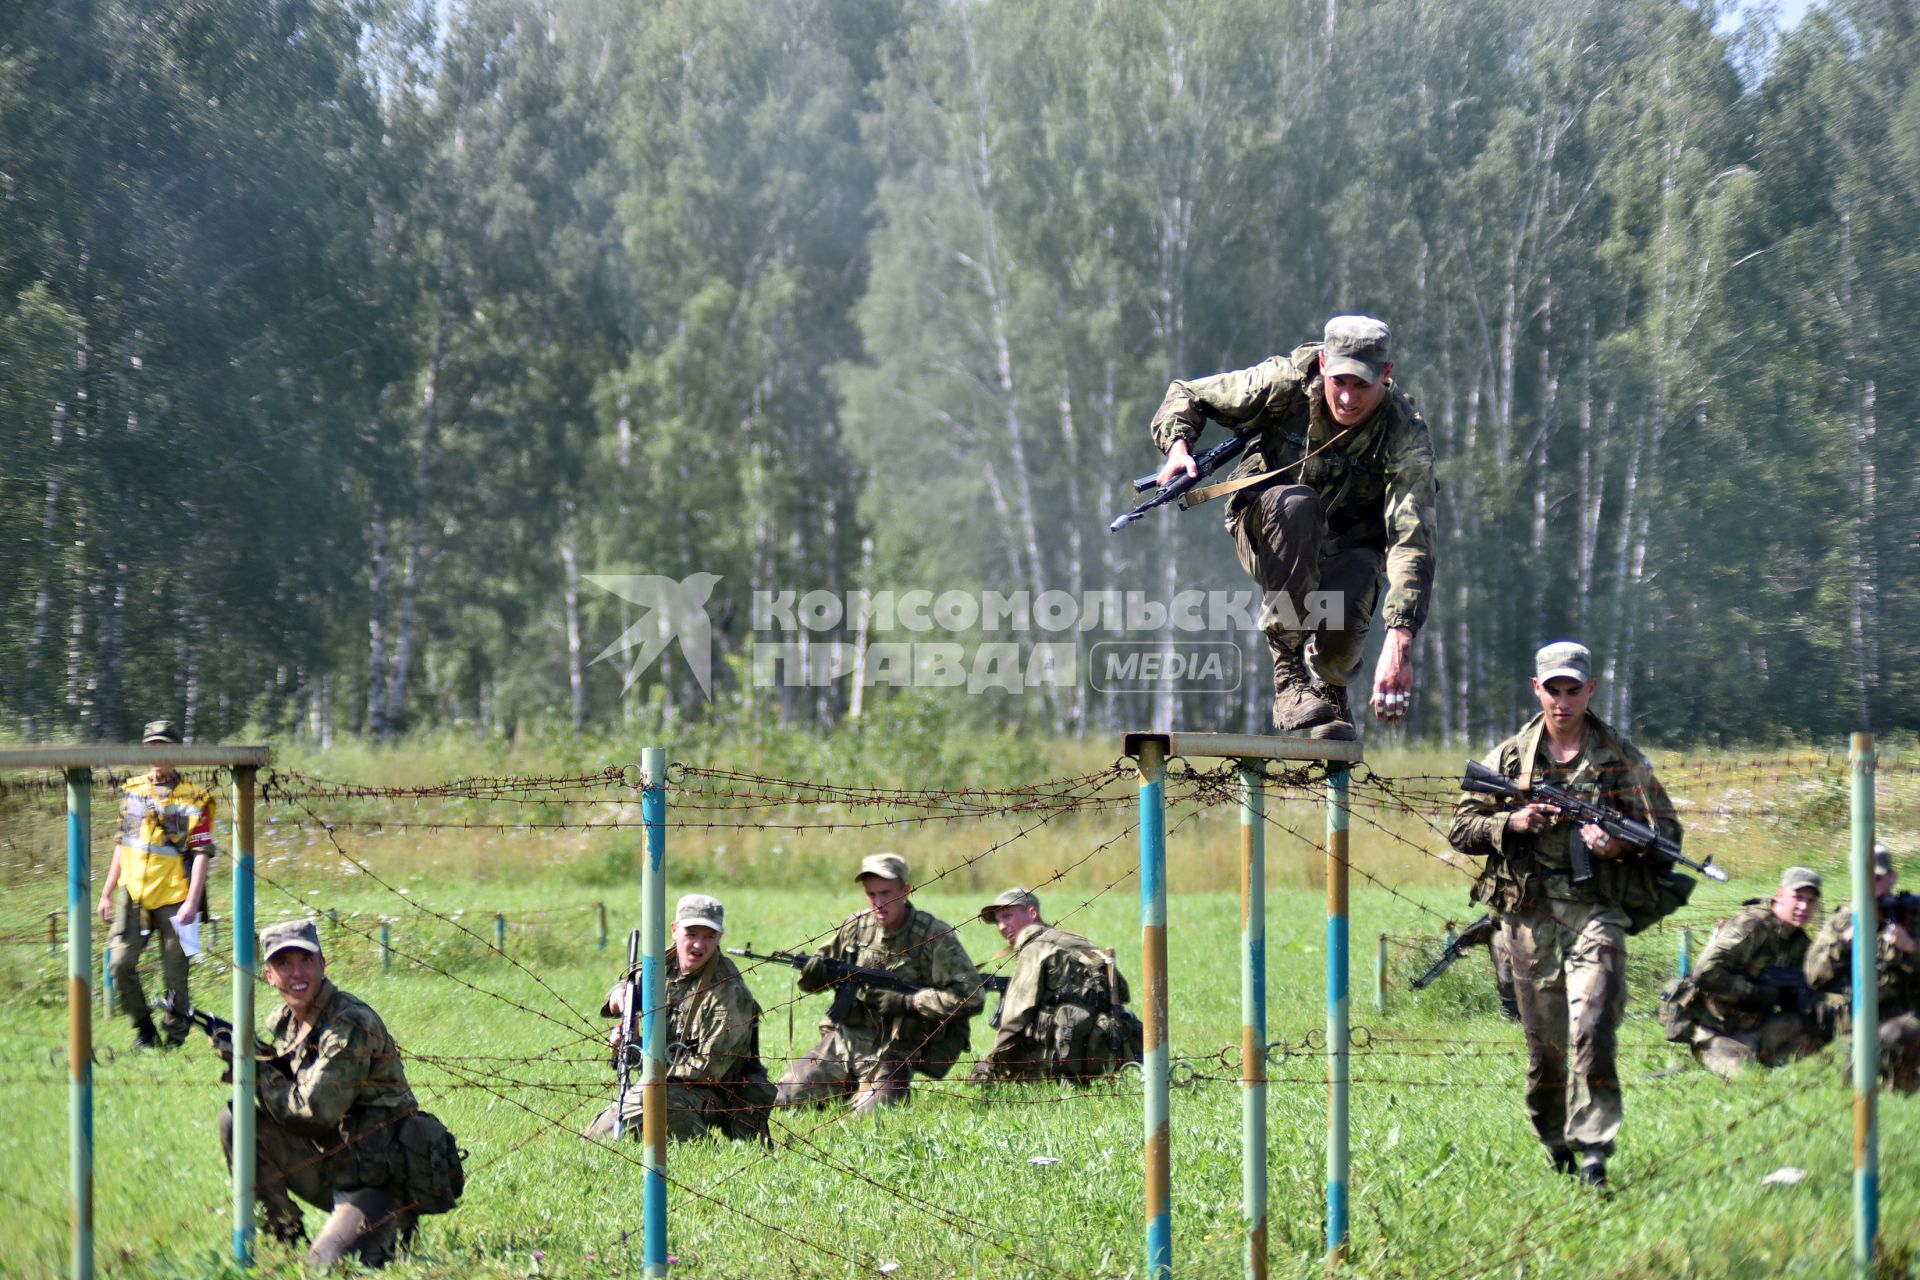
[
  {"left": 978, "top": 923, "right": 1126, "bottom": 1070},
  {"left": 1449, "top": 711, "right": 1681, "bottom": 911},
  {"left": 1689, "top": 901, "right": 1810, "bottom": 1032},
  {"left": 809, "top": 905, "right": 985, "bottom": 1051},
  {"left": 1804, "top": 905, "right": 1920, "bottom": 1020},
  {"left": 600, "top": 951, "right": 764, "bottom": 1085},
  {"left": 258, "top": 980, "right": 417, "bottom": 1141},
  {"left": 1148, "top": 342, "right": 1439, "bottom": 634}
]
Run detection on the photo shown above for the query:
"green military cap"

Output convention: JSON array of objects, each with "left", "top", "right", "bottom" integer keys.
[
  {"left": 141, "top": 719, "right": 183, "bottom": 744},
  {"left": 855, "top": 853, "right": 909, "bottom": 885},
  {"left": 1322, "top": 315, "right": 1392, "bottom": 383},
  {"left": 675, "top": 893, "right": 725, "bottom": 933},
  {"left": 260, "top": 918, "right": 323, "bottom": 959},
  {"left": 1535, "top": 641, "right": 1593, "bottom": 685},
  {"left": 980, "top": 887, "right": 1040, "bottom": 923},
  {"left": 1780, "top": 866, "right": 1822, "bottom": 894}
]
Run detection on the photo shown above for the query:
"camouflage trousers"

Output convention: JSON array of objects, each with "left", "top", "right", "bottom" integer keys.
[
  {"left": 585, "top": 1080, "right": 772, "bottom": 1142},
  {"left": 1504, "top": 900, "right": 1630, "bottom": 1157},
  {"left": 775, "top": 1023, "right": 913, "bottom": 1113},
  {"left": 109, "top": 893, "right": 192, "bottom": 1040},
  {"left": 1229, "top": 483, "right": 1384, "bottom": 686},
  {"left": 1691, "top": 1012, "right": 1827, "bottom": 1079},
  {"left": 220, "top": 1104, "right": 413, "bottom": 1270}
]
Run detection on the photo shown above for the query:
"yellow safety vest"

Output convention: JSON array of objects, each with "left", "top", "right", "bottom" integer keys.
[{"left": 115, "top": 776, "right": 217, "bottom": 909}]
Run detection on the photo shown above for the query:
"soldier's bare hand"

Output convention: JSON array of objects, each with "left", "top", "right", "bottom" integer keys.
[
  {"left": 97, "top": 895, "right": 113, "bottom": 925},
  {"left": 1154, "top": 439, "right": 1199, "bottom": 487},
  {"left": 1507, "top": 803, "right": 1560, "bottom": 835},
  {"left": 1369, "top": 626, "right": 1414, "bottom": 722},
  {"left": 1887, "top": 922, "right": 1916, "bottom": 956},
  {"left": 607, "top": 1027, "right": 624, "bottom": 1051},
  {"left": 1582, "top": 824, "right": 1627, "bottom": 858}
]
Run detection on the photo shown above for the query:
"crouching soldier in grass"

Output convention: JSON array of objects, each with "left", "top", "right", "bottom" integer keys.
[
  {"left": 588, "top": 893, "right": 776, "bottom": 1142},
  {"left": 967, "top": 887, "right": 1142, "bottom": 1083},
  {"left": 1661, "top": 867, "right": 1831, "bottom": 1077},
  {"left": 219, "top": 919, "right": 462, "bottom": 1270},
  {"left": 1804, "top": 846, "right": 1920, "bottom": 1092},
  {"left": 776, "top": 854, "right": 985, "bottom": 1112}
]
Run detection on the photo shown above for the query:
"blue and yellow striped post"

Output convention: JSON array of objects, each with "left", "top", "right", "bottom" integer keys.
[
  {"left": 640, "top": 746, "right": 670, "bottom": 1278},
  {"left": 1138, "top": 739, "right": 1171, "bottom": 1279},
  {"left": 66, "top": 768, "right": 94, "bottom": 1280},
  {"left": 1239, "top": 762, "right": 1268, "bottom": 1280},
  {"left": 1326, "top": 763, "right": 1351, "bottom": 1267},
  {"left": 231, "top": 766, "right": 258, "bottom": 1265},
  {"left": 1851, "top": 732, "right": 1878, "bottom": 1276}
]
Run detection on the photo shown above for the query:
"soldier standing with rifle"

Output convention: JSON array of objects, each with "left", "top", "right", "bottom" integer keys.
[
  {"left": 1448, "top": 642, "right": 1687, "bottom": 1191},
  {"left": 1141, "top": 316, "right": 1438, "bottom": 740},
  {"left": 587, "top": 894, "right": 776, "bottom": 1142},
  {"left": 774, "top": 855, "right": 985, "bottom": 1112}
]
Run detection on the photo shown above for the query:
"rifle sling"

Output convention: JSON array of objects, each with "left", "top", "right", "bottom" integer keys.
[{"left": 1178, "top": 422, "right": 1365, "bottom": 510}]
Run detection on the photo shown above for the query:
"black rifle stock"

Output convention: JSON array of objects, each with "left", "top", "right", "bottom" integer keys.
[
  {"left": 1460, "top": 759, "right": 1726, "bottom": 884},
  {"left": 1408, "top": 915, "right": 1500, "bottom": 990},
  {"left": 1109, "top": 429, "right": 1259, "bottom": 532},
  {"left": 155, "top": 993, "right": 234, "bottom": 1055},
  {"left": 611, "top": 929, "right": 642, "bottom": 1139}
]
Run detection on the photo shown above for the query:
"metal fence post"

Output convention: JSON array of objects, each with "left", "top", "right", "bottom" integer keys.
[
  {"left": 1138, "top": 739, "right": 1171, "bottom": 1280},
  {"left": 1239, "top": 762, "right": 1268, "bottom": 1280},
  {"left": 1326, "top": 763, "right": 1351, "bottom": 1268},
  {"left": 495, "top": 912, "right": 506, "bottom": 953},
  {"left": 1851, "top": 732, "right": 1878, "bottom": 1276},
  {"left": 1374, "top": 934, "right": 1387, "bottom": 1013},
  {"left": 381, "top": 922, "right": 392, "bottom": 973},
  {"left": 232, "top": 766, "right": 258, "bottom": 1266},
  {"left": 640, "top": 746, "right": 670, "bottom": 1278},
  {"left": 1677, "top": 928, "right": 1692, "bottom": 978},
  {"left": 66, "top": 768, "right": 94, "bottom": 1280},
  {"left": 597, "top": 900, "right": 609, "bottom": 952}
]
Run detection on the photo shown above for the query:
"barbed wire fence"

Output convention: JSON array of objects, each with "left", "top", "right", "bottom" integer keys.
[{"left": 0, "top": 749, "right": 1902, "bottom": 1275}]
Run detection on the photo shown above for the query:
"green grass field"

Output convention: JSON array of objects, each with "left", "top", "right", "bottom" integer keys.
[{"left": 0, "top": 738, "right": 1914, "bottom": 1278}]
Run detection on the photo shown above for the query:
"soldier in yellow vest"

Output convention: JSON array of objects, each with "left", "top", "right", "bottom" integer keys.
[{"left": 96, "top": 720, "right": 217, "bottom": 1048}]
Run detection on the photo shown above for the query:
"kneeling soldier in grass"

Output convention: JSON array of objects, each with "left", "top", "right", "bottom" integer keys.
[
  {"left": 776, "top": 854, "right": 985, "bottom": 1112},
  {"left": 1804, "top": 847, "right": 1920, "bottom": 1092},
  {"left": 218, "top": 919, "right": 433, "bottom": 1270},
  {"left": 1662, "top": 867, "right": 1830, "bottom": 1077},
  {"left": 588, "top": 894, "right": 776, "bottom": 1142},
  {"left": 967, "top": 888, "right": 1140, "bottom": 1083}
]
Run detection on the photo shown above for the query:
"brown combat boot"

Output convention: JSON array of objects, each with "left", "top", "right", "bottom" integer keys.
[{"left": 1267, "top": 636, "right": 1348, "bottom": 738}]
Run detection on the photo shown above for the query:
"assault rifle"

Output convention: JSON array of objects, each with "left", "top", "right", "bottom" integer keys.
[
  {"left": 611, "top": 929, "right": 642, "bottom": 1139},
  {"left": 1109, "top": 429, "right": 1261, "bottom": 532},
  {"left": 1753, "top": 965, "right": 1819, "bottom": 1020},
  {"left": 1879, "top": 892, "right": 1920, "bottom": 933},
  {"left": 1408, "top": 915, "right": 1500, "bottom": 990},
  {"left": 1460, "top": 759, "right": 1727, "bottom": 886},
  {"left": 729, "top": 945, "right": 1008, "bottom": 1027},
  {"left": 155, "top": 993, "right": 235, "bottom": 1055}
]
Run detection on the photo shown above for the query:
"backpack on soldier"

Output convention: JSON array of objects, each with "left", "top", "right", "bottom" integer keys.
[{"left": 395, "top": 1110, "right": 466, "bottom": 1214}]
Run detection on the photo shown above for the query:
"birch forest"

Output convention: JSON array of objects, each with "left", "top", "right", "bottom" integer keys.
[{"left": 2, "top": 0, "right": 1915, "bottom": 749}]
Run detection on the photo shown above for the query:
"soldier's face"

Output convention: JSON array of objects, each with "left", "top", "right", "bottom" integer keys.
[
  {"left": 1773, "top": 886, "right": 1819, "bottom": 929},
  {"left": 674, "top": 923, "right": 719, "bottom": 972},
  {"left": 1531, "top": 676, "right": 1596, "bottom": 732},
  {"left": 861, "top": 875, "right": 911, "bottom": 931},
  {"left": 994, "top": 904, "right": 1040, "bottom": 946},
  {"left": 265, "top": 947, "right": 326, "bottom": 1018},
  {"left": 1322, "top": 361, "right": 1391, "bottom": 426}
]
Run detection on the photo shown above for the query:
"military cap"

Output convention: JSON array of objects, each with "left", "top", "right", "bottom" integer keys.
[
  {"left": 1322, "top": 315, "right": 1392, "bottom": 383},
  {"left": 855, "top": 853, "right": 909, "bottom": 885},
  {"left": 1535, "top": 641, "right": 1593, "bottom": 685},
  {"left": 1874, "top": 845, "right": 1895, "bottom": 874},
  {"left": 1780, "top": 866, "right": 1822, "bottom": 894},
  {"left": 141, "top": 719, "right": 183, "bottom": 744},
  {"left": 675, "top": 893, "right": 725, "bottom": 934},
  {"left": 979, "top": 887, "right": 1040, "bottom": 923},
  {"left": 260, "top": 918, "right": 323, "bottom": 959}
]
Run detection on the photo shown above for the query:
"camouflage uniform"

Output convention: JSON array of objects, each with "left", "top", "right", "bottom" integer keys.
[
  {"left": 968, "top": 923, "right": 1134, "bottom": 1083},
  {"left": 586, "top": 950, "right": 776, "bottom": 1141},
  {"left": 1677, "top": 901, "right": 1826, "bottom": 1077},
  {"left": 1148, "top": 341, "right": 1437, "bottom": 697},
  {"left": 220, "top": 977, "right": 420, "bottom": 1267},
  {"left": 1805, "top": 905, "right": 1920, "bottom": 1092},
  {"left": 1450, "top": 710, "right": 1680, "bottom": 1164},
  {"left": 776, "top": 906, "right": 985, "bottom": 1112}
]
